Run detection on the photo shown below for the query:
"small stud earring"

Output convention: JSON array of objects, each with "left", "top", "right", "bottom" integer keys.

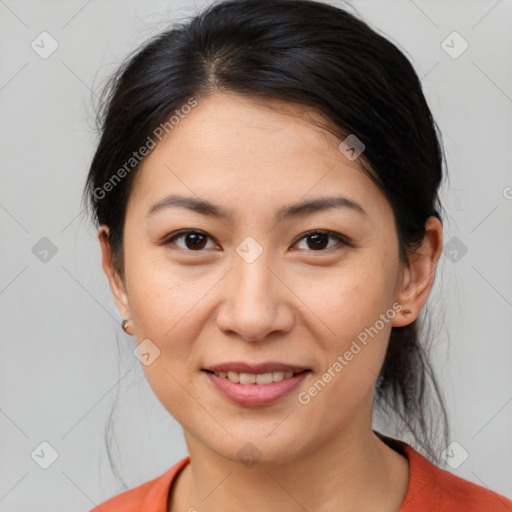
[{"left": 121, "top": 318, "right": 133, "bottom": 335}]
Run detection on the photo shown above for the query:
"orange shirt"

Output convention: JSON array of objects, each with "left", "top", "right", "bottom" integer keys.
[{"left": 90, "top": 441, "right": 512, "bottom": 511}]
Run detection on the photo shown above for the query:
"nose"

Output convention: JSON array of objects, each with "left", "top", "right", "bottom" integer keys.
[{"left": 215, "top": 252, "right": 294, "bottom": 342}]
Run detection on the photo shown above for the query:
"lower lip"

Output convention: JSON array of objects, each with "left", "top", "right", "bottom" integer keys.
[{"left": 204, "top": 370, "right": 310, "bottom": 406}]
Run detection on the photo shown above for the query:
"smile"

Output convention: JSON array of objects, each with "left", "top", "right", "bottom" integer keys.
[{"left": 209, "top": 370, "right": 303, "bottom": 385}]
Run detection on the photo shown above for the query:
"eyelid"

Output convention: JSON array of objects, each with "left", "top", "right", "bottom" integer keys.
[{"left": 162, "top": 229, "right": 351, "bottom": 252}]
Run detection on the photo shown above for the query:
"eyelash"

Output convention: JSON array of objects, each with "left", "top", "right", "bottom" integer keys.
[{"left": 162, "top": 229, "right": 350, "bottom": 253}]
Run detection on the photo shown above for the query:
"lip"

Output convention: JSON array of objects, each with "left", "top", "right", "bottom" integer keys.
[
  {"left": 203, "top": 362, "right": 310, "bottom": 374},
  {"left": 203, "top": 369, "right": 311, "bottom": 406}
]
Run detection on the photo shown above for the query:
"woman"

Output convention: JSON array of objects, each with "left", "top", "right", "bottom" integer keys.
[{"left": 83, "top": 0, "right": 512, "bottom": 510}]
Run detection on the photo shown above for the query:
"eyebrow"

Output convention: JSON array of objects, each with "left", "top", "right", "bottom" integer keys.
[{"left": 146, "top": 193, "right": 367, "bottom": 221}]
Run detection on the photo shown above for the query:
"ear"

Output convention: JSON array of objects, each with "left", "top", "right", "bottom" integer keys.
[
  {"left": 98, "top": 225, "right": 131, "bottom": 319},
  {"left": 391, "top": 216, "right": 443, "bottom": 327}
]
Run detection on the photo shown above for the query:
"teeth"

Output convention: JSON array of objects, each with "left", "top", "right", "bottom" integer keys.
[{"left": 214, "top": 370, "right": 297, "bottom": 384}]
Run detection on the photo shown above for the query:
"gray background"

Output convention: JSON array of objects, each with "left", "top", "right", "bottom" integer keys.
[{"left": 1, "top": 0, "right": 511, "bottom": 510}]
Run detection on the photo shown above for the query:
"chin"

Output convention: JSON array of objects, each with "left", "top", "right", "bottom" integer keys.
[{"left": 209, "top": 429, "right": 309, "bottom": 468}]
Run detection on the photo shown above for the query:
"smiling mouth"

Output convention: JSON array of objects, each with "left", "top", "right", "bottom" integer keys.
[{"left": 203, "top": 369, "right": 311, "bottom": 385}]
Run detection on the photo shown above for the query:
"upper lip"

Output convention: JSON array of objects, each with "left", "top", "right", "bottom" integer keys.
[{"left": 203, "top": 362, "right": 310, "bottom": 374}]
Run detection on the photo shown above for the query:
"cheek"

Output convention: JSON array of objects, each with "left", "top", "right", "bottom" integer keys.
[
  {"left": 297, "top": 257, "right": 397, "bottom": 401},
  {"left": 297, "top": 256, "right": 397, "bottom": 340},
  {"left": 126, "top": 265, "right": 202, "bottom": 414},
  {"left": 124, "top": 245, "right": 205, "bottom": 339}
]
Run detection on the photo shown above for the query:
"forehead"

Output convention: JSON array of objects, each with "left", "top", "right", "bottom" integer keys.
[
  {"left": 158, "top": 93, "right": 353, "bottom": 164},
  {"left": 126, "top": 93, "right": 390, "bottom": 222}
]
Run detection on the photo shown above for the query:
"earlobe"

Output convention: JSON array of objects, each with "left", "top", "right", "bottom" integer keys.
[
  {"left": 392, "top": 264, "right": 416, "bottom": 327},
  {"left": 98, "top": 225, "right": 131, "bottom": 319}
]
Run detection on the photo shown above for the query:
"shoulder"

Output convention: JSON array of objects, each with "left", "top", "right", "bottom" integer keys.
[
  {"left": 400, "top": 444, "right": 512, "bottom": 512},
  {"left": 89, "top": 456, "right": 191, "bottom": 512}
]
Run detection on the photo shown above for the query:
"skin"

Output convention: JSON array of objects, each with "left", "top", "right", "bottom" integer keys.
[{"left": 98, "top": 92, "right": 443, "bottom": 512}]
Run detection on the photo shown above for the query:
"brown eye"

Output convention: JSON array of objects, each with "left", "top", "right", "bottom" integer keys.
[
  {"left": 293, "top": 231, "right": 348, "bottom": 252},
  {"left": 164, "top": 230, "right": 216, "bottom": 251}
]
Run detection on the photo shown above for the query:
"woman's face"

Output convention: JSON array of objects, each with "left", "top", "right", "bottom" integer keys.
[{"left": 100, "top": 93, "right": 437, "bottom": 464}]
